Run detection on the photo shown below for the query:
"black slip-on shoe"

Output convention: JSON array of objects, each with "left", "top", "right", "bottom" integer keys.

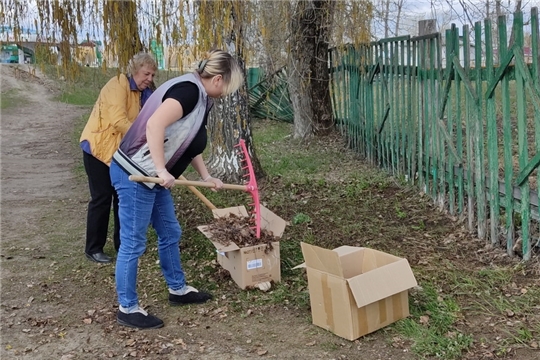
[
  {"left": 169, "top": 290, "right": 213, "bottom": 306},
  {"left": 85, "top": 252, "right": 113, "bottom": 264},
  {"left": 117, "top": 310, "right": 164, "bottom": 329}
]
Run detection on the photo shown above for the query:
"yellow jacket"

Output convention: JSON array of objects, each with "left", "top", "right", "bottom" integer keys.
[{"left": 80, "top": 74, "right": 141, "bottom": 165}]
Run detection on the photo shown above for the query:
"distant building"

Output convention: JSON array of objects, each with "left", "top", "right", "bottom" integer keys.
[
  {"left": 75, "top": 40, "right": 103, "bottom": 67},
  {"left": 0, "top": 25, "right": 38, "bottom": 42}
]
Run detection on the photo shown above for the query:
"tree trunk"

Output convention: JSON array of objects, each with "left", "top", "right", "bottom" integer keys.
[
  {"left": 288, "top": 0, "right": 334, "bottom": 140},
  {"left": 205, "top": 2, "right": 264, "bottom": 184},
  {"left": 395, "top": 0, "right": 404, "bottom": 36},
  {"left": 206, "top": 56, "right": 264, "bottom": 184},
  {"left": 259, "top": 0, "right": 289, "bottom": 76},
  {"left": 384, "top": 0, "right": 390, "bottom": 38}
]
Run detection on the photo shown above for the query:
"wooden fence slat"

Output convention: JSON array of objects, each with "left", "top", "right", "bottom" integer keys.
[
  {"left": 485, "top": 18, "right": 500, "bottom": 245},
  {"left": 452, "top": 57, "right": 479, "bottom": 104},
  {"left": 389, "top": 41, "right": 396, "bottom": 174},
  {"left": 436, "top": 35, "right": 445, "bottom": 206},
  {"left": 485, "top": 45, "right": 518, "bottom": 99},
  {"left": 322, "top": 8, "right": 540, "bottom": 260},
  {"left": 474, "top": 21, "right": 487, "bottom": 240},
  {"left": 531, "top": 7, "right": 540, "bottom": 250},
  {"left": 462, "top": 25, "right": 475, "bottom": 231},
  {"left": 400, "top": 40, "right": 407, "bottom": 175},
  {"left": 516, "top": 153, "right": 540, "bottom": 186},
  {"left": 411, "top": 40, "right": 419, "bottom": 185},
  {"left": 430, "top": 36, "right": 438, "bottom": 201},
  {"left": 383, "top": 42, "right": 391, "bottom": 170},
  {"left": 367, "top": 45, "right": 375, "bottom": 162},
  {"left": 497, "top": 14, "right": 516, "bottom": 255},
  {"left": 514, "top": 11, "right": 532, "bottom": 259},
  {"left": 377, "top": 52, "right": 384, "bottom": 167},
  {"left": 453, "top": 25, "right": 465, "bottom": 215},
  {"left": 445, "top": 28, "right": 456, "bottom": 214}
]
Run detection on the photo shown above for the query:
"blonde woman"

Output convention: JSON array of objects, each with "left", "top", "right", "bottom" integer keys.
[
  {"left": 80, "top": 53, "right": 157, "bottom": 263},
  {"left": 110, "top": 49, "right": 243, "bottom": 329}
]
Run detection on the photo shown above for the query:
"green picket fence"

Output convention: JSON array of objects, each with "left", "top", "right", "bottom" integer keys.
[
  {"left": 248, "top": 67, "right": 294, "bottom": 122},
  {"left": 329, "top": 9, "right": 540, "bottom": 260}
]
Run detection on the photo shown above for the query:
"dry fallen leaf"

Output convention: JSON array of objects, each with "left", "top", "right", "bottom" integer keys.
[
  {"left": 173, "top": 338, "right": 187, "bottom": 350},
  {"left": 257, "top": 349, "right": 268, "bottom": 356},
  {"left": 126, "top": 339, "right": 136, "bottom": 346},
  {"left": 83, "top": 318, "right": 92, "bottom": 324},
  {"left": 419, "top": 315, "right": 430, "bottom": 325},
  {"left": 206, "top": 213, "right": 278, "bottom": 252}
]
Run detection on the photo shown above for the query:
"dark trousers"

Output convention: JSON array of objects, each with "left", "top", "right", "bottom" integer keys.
[{"left": 83, "top": 151, "right": 120, "bottom": 254}]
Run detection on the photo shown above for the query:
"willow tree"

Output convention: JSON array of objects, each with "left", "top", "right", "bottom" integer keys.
[
  {"left": 0, "top": 0, "right": 145, "bottom": 73},
  {"left": 193, "top": 0, "right": 264, "bottom": 183},
  {"left": 262, "top": 0, "right": 372, "bottom": 140},
  {"left": 0, "top": 0, "right": 372, "bottom": 173},
  {"left": 102, "top": 0, "right": 143, "bottom": 68},
  {"left": 0, "top": 0, "right": 260, "bottom": 182},
  {"left": 288, "top": 0, "right": 335, "bottom": 139}
]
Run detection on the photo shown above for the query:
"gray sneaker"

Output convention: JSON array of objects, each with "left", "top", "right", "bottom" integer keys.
[{"left": 169, "top": 286, "right": 213, "bottom": 306}]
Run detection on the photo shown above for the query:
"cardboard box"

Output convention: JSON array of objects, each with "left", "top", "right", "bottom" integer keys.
[
  {"left": 198, "top": 205, "right": 287, "bottom": 289},
  {"left": 300, "top": 242, "right": 418, "bottom": 341}
]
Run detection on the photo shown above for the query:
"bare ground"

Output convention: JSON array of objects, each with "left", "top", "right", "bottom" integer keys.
[
  {"left": 0, "top": 64, "right": 414, "bottom": 360},
  {"left": 1, "top": 64, "right": 540, "bottom": 360}
]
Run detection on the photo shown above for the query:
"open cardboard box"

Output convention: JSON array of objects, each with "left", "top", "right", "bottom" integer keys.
[
  {"left": 298, "top": 242, "right": 418, "bottom": 341},
  {"left": 198, "top": 205, "right": 287, "bottom": 289}
]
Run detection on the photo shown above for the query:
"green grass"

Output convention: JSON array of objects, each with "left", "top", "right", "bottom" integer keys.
[
  {"left": 39, "top": 64, "right": 116, "bottom": 105},
  {"left": 1, "top": 89, "right": 25, "bottom": 109},
  {"left": 54, "top": 64, "right": 539, "bottom": 359},
  {"left": 39, "top": 64, "right": 183, "bottom": 106},
  {"left": 396, "top": 284, "right": 473, "bottom": 359}
]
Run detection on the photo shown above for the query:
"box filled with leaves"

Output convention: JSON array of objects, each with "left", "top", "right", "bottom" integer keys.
[{"left": 197, "top": 205, "right": 287, "bottom": 289}]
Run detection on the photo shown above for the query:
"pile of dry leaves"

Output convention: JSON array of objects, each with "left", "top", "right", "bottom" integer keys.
[{"left": 206, "top": 213, "right": 279, "bottom": 253}]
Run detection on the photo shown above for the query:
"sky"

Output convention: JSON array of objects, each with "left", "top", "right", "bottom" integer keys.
[
  {"left": 372, "top": 0, "right": 540, "bottom": 39},
  {"left": 4, "top": 0, "right": 540, "bottom": 43}
]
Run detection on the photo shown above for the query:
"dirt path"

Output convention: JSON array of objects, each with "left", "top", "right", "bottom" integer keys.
[
  {"left": 0, "top": 64, "right": 101, "bottom": 358},
  {"left": 1, "top": 64, "right": 416, "bottom": 360}
]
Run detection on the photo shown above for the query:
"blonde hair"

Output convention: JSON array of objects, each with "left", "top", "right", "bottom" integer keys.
[
  {"left": 127, "top": 52, "right": 158, "bottom": 77},
  {"left": 196, "top": 49, "right": 243, "bottom": 96}
]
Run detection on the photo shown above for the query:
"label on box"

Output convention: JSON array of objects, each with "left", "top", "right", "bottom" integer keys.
[{"left": 246, "top": 259, "right": 263, "bottom": 270}]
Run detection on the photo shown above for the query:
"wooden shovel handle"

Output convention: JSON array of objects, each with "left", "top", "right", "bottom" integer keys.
[
  {"left": 128, "top": 175, "right": 247, "bottom": 191},
  {"left": 178, "top": 175, "right": 217, "bottom": 210}
]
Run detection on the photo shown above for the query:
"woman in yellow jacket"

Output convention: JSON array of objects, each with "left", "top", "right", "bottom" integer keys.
[{"left": 80, "top": 53, "right": 157, "bottom": 263}]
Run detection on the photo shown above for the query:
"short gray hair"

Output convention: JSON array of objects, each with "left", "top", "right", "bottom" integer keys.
[{"left": 127, "top": 52, "right": 158, "bottom": 76}]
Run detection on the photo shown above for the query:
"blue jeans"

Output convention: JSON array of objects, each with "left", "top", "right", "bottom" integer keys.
[{"left": 110, "top": 161, "right": 186, "bottom": 309}]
